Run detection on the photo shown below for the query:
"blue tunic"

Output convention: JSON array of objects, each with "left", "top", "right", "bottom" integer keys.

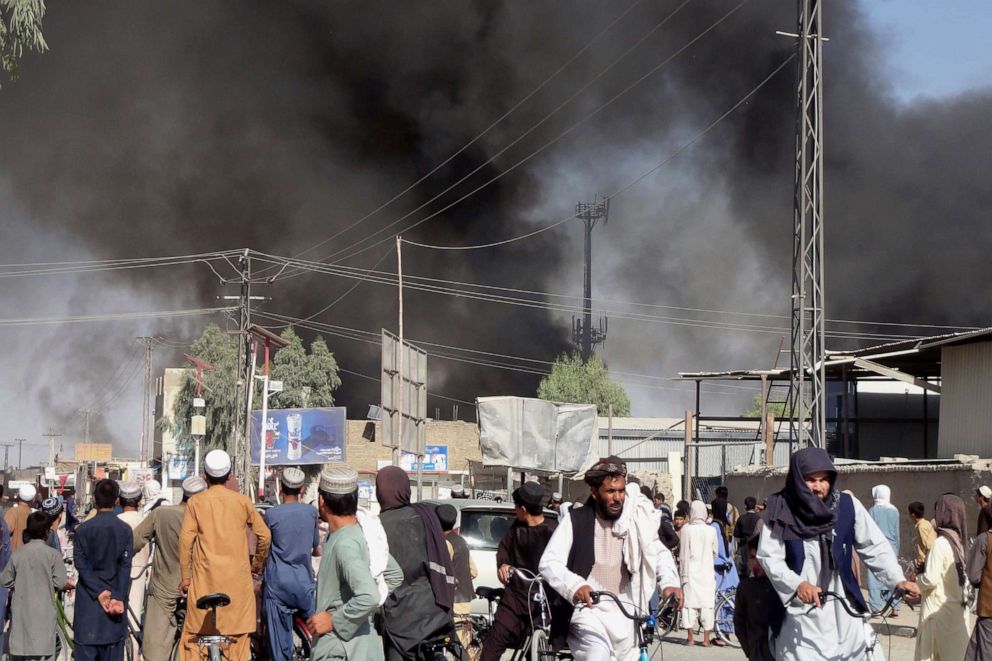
[
  {"left": 867, "top": 503, "right": 900, "bottom": 611},
  {"left": 263, "top": 501, "right": 319, "bottom": 612},
  {"left": 73, "top": 511, "right": 133, "bottom": 645}
]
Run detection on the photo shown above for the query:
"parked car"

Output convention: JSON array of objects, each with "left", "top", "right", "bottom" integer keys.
[{"left": 426, "top": 498, "right": 558, "bottom": 615}]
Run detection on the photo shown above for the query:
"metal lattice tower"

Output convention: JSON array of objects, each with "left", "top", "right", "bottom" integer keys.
[
  {"left": 572, "top": 197, "right": 609, "bottom": 362},
  {"left": 788, "top": 0, "right": 827, "bottom": 449}
]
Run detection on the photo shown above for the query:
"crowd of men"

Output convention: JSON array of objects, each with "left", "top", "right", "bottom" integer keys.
[{"left": 3, "top": 449, "right": 992, "bottom": 660}]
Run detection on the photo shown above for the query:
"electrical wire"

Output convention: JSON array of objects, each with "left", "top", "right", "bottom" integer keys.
[
  {"left": 0, "top": 306, "right": 237, "bottom": 328},
  {"left": 262, "top": 0, "right": 651, "bottom": 270},
  {"left": 251, "top": 257, "right": 919, "bottom": 342},
  {"left": 0, "top": 251, "right": 243, "bottom": 280},
  {"left": 337, "top": 367, "right": 476, "bottom": 407},
  {"left": 314, "top": 0, "right": 748, "bottom": 266},
  {"left": 252, "top": 310, "right": 754, "bottom": 397},
  {"left": 254, "top": 250, "right": 978, "bottom": 334}
]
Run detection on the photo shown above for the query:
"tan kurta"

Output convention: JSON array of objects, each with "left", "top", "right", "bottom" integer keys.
[
  {"left": 178, "top": 484, "right": 270, "bottom": 636},
  {"left": 4, "top": 503, "right": 31, "bottom": 551}
]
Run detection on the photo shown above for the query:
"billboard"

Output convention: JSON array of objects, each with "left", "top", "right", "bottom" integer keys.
[
  {"left": 75, "top": 443, "right": 113, "bottom": 462},
  {"left": 250, "top": 407, "right": 346, "bottom": 465},
  {"left": 380, "top": 330, "right": 427, "bottom": 454},
  {"left": 399, "top": 445, "right": 448, "bottom": 472}
]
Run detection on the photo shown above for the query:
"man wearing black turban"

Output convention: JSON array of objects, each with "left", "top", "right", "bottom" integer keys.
[{"left": 757, "top": 448, "right": 919, "bottom": 660}]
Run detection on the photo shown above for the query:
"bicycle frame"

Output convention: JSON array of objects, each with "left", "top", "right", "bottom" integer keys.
[{"left": 588, "top": 591, "right": 657, "bottom": 661}]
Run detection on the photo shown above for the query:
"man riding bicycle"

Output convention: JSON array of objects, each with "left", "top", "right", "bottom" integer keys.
[
  {"left": 757, "top": 448, "right": 920, "bottom": 659},
  {"left": 540, "top": 457, "right": 682, "bottom": 660}
]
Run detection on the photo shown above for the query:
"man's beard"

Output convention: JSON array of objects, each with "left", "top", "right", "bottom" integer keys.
[{"left": 594, "top": 497, "right": 622, "bottom": 521}]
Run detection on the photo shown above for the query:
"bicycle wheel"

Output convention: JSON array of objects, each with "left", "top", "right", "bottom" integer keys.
[
  {"left": 713, "top": 591, "right": 738, "bottom": 647},
  {"left": 292, "top": 619, "right": 312, "bottom": 660},
  {"left": 528, "top": 629, "right": 554, "bottom": 661},
  {"left": 170, "top": 636, "right": 182, "bottom": 661},
  {"left": 54, "top": 627, "right": 72, "bottom": 661}
]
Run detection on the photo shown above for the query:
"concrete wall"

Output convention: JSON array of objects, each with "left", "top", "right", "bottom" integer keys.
[
  {"left": 727, "top": 458, "right": 992, "bottom": 563},
  {"left": 343, "top": 420, "right": 481, "bottom": 474}
]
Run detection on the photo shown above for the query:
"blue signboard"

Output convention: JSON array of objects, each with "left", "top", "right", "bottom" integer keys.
[
  {"left": 250, "top": 407, "right": 346, "bottom": 465},
  {"left": 399, "top": 445, "right": 448, "bottom": 472}
]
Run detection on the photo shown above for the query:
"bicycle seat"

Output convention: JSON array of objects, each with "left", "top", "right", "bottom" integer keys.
[
  {"left": 476, "top": 586, "right": 504, "bottom": 602},
  {"left": 196, "top": 593, "right": 231, "bottom": 610}
]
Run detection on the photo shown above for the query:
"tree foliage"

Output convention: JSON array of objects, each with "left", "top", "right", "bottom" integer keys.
[
  {"left": 162, "top": 324, "right": 341, "bottom": 456},
  {"left": 537, "top": 353, "right": 631, "bottom": 416},
  {"left": 743, "top": 393, "right": 789, "bottom": 419},
  {"left": 1, "top": 0, "right": 48, "bottom": 85}
]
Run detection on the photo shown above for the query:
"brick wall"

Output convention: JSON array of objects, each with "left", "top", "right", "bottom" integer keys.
[{"left": 343, "top": 420, "right": 481, "bottom": 474}]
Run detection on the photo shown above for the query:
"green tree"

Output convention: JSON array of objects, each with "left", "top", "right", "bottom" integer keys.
[
  {"left": 743, "top": 393, "right": 789, "bottom": 419},
  {"left": 162, "top": 324, "right": 341, "bottom": 456},
  {"left": 537, "top": 353, "right": 631, "bottom": 416},
  {"left": 268, "top": 328, "right": 342, "bottom": 409},
  {"left": 1, "top": 0, "right": 48, "bottom": 85}
]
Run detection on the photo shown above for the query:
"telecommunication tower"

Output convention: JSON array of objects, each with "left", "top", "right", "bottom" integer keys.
[
  {"left": 787, "top": 0, "right": 827, "bottom": 449},
  {"left": 572, "top": 196, "right": 609, "bottom": 362}
]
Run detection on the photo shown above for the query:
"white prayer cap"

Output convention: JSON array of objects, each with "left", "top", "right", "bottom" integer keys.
[
  {"left": 281, "top": 467, "right": 306, "bottom": 489},
  {"left": 204, "top": 449, "right": 232, "bottom": 477},
  {"left": 319, "top": 463, "right": 358, "bottom": 494},
  {"left": 18, "top": 485, "right": 36, "bottom": 502},
  {"left": 182, "top": 476, "right": 208, "bottom": 497},
  {"left": 143, "top": 479, "right": 162, "bottom": 500},
  {"left": 980, "top": 486, "right": 992, "bottom": 499},
  {"left": 119, "top": 481, "right": 142, "bottom": 500}
]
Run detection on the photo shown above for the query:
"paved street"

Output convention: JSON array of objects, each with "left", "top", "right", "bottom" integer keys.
[{"left": 645, "top": 616, "right": 919, "bottom": 660}]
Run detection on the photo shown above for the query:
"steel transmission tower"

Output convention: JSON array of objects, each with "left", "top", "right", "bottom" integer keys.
[
  {"left": 788, "top": 0, "right": 827, "bottom": 449},
  {"left": 572, "top": 197, "right": 609, "bottom": 362}
]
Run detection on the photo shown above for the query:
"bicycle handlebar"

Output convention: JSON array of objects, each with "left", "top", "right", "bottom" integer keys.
[
  {"left": 589, "top": 591, "right": 654, "bottom": 624},
  {"left": 508, "top": 566, "right": 542, "bottom": 583},
  {"left": 811, "top": 588, "right": 906, "bottom": 619}
]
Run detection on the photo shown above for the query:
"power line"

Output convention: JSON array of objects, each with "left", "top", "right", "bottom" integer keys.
[
  {"left": 274, "top": 1, "right": 743, "bottom": 274},
  {"left": 0, "top": 306, "right": 236, "bottom": 328},
  {"left": 265, "top": 0, "right": 651, "bottom": 269},
  {"left": 253, "top": 310, "right": 756, "bottom": 397}
]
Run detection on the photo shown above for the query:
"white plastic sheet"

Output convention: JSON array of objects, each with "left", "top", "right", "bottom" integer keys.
[{"left": 476, "top": 396, "right": 599, "bottom": 474}]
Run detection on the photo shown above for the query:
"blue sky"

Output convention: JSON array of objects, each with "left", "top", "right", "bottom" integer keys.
[{"left": 859, "top": 0, "right": 992, "bottom": 102}]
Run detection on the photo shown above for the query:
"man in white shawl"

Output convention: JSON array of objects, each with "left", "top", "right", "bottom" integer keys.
[
  {"left": 540, "top": 456, "right": 682, "bottom": 660},
  {"left": 679, "top": 500, "right": 717, "bottom": 646}
]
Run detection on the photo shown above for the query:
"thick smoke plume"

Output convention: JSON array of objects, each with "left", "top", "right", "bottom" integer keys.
[{"left": 0, "top": 1, "right": 989, "bottom": 455}]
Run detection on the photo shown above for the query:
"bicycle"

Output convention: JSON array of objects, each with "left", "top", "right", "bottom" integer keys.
[
  {"left": 192, "top": 592, "right": 235, "bottom": 661},
  {"left": 654, "top": 591, "right": 681, "bottom": 640},
  {"left": 587, "top": 591, "right": 656, "bottom": 661},
  {"left": 169, "top": 597, "right": 188, "bottom": 661},
  {"left": 802, "top": 588, "right": 906, "bottom": 661},
  {"left": 713, "top": 588, "right": 738, "bottom": 647},
  {"left": 54, "top": 556, "right": 76, "bottom": 661},
  {"left": 456, "top": 586, "right": 503, "bottom": 660}
]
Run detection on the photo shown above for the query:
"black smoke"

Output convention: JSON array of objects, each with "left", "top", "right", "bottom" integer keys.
[{"left": 0, "top": 1, "right": 989, "bottom": 454}]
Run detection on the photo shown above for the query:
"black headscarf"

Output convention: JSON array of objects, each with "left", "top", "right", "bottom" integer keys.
[
  {"left": 762, "top": 448, "right": 840, "bottom": 592},
  {"left": 934, "top": 493, "right": 967, "bottom": 589},
  {"left": 375, "top": 466, "right": 411, "bottom": 510},
  {"left": 711, "top": 497, "right": 731, "bottom": 555},
  {"left": 763, "top": 447, "right": 838, "bottom": 541}
]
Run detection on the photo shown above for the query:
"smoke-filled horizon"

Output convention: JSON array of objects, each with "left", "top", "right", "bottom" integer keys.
[{"left": 1, "top": 1, "right": 989, "bottom": 459}]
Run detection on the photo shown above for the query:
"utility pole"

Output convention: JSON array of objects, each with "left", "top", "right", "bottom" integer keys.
[
  {"left": 137, "top": 337, "right": 155, "bottom": 463},
  {"left": 783, "top": 0, "right": 827, "bottom": 449},
  {"left": 395, "top": 235, "right": 403, "bottom": 467},
  {"left": 14, "top": 438, "right": 25, "bottom": 469},
  {"left": 572, "top": 197, "right": 609, "bottom": 362},
  {"left": 79, "top": 409, "right": 92, "bottom": 444},
  {"left": 0, "top": 443, "right": 13, "bottom": 471},
  {"left": 43, "top": 429, "right": 63, "bottom": 467}
]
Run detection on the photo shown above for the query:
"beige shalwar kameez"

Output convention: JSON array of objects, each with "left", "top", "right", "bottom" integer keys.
[{"left": 178, "top": 484, "right": 271, "bottom": 661}]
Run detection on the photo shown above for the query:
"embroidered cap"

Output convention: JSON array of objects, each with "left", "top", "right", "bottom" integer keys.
[
  {"left": 319, "top": 463, "right": 358, "bottom": 495},
  {"left": 281, "top": 467, "right": 306, "bottom": 489},
  {"left": 182, "top": 476, "right": 208, "bottom": 497},
  {"left": 119, "top": 481, "right": 142, "bottom": 500},
  {"left": 41, "top": 497, "right": 63, "bottom": 518}
]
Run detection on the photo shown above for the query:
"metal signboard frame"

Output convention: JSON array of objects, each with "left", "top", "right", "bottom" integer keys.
[{"left": 380, "top": 329, "right": 427, "bottom": 455}]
